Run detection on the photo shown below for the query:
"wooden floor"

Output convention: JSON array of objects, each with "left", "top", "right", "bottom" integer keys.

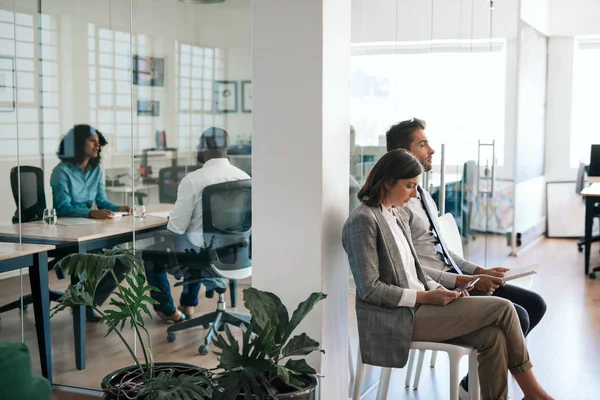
[{"left": 1, "top": 238, "right": 599, "bottom": 399}]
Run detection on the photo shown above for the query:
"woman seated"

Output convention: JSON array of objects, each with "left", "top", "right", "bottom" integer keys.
[
  {"left": 50, "top": 125, "right": 131, "bottom": 321},
  {"left": 50, "top": 124, "right": 130, "bottom": 219},
  {"left": 342, "top": 149, "right": 552, "bottom": 400}
]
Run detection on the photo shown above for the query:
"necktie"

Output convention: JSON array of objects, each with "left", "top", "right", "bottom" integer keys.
[{"left": 417, "top": 186, "right": 463, "bottom": 275}]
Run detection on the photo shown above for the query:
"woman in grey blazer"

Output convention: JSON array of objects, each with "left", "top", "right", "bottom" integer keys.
[{"left": 343, "top": 149, "right": 552, "bottom": 400}]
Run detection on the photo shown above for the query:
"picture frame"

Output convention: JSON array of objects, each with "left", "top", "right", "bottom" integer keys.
[
  {"left": 214, "top": 80, "right": 238, "bottom": 113},
  {"left": 0, "top": 56, "right": 16, "bottom": 112},
  {"left": 132, "top": 55, "right": 165, "bottom": 87},
  {"left": 241, "top": 80, "right": 252, "bottom": 113},
  {"left": 137, "top": 100, "right": 160, "bottom": 117}
]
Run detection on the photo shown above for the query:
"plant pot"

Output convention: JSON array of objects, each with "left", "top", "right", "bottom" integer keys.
[
  {"left": 234, "top": 374, "right": 318, "bottom": 400},
  {"left": 101, "top": 362, "right": 209, "bottom": 400}
]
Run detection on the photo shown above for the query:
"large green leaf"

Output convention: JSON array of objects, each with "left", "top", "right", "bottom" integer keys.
[
  {"left": 243, "top": 287, "right": 288, "bottom": 334},
  {"left": 283, "top": 359, "right": 317, "bottom": 376},
  {"left": 281, "top": 333, "right": 322, "bottom": 358},
  {"left": 284, "top": 292, "right": 326, "bottom": 342}
]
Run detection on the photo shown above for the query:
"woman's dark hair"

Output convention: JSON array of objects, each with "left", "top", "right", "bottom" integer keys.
[
  {"left": 357, "top": 149, "right": 423, "bottom": 207},
  {"left": 57, "top": 124, "right": 107, "bottom": 169}
]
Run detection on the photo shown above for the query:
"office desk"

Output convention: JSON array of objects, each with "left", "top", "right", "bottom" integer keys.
[
  {"left": 0, "top": 215, "right": 169, "bottom": 371},
  {"left": 581, "top": 183, "right": 600, "bottom": 277},
  {"left": 0, "top": 242, "right": 55, "bottom": 382}
]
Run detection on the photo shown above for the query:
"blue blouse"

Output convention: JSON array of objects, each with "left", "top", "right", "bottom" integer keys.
[{"left": 50, "top": 162, "right": 119, "bottom": 218}]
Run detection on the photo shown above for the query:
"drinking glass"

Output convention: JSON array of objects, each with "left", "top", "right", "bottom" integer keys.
[{"left": 43, "top": 208, "right": 57, "bottom": 225}]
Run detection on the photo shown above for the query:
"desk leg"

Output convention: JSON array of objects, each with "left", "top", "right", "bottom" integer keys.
[
  {"left": 585, "top": 196, "right": 593, "bottom": 276},
  {"left": 71, "top": 273, "right": 86, "bottom": 370},
  {"left": 30, "top": 252, "right": 52, "bottom": 383}
]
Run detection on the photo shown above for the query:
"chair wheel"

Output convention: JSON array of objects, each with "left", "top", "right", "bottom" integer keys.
[
  {"left": 578, "top": 246, "right": 583, "bottom": 253},
  {"left": 167, "top": 333, "right": 176, "bottom": 343},
  {"left": 590, "top": 272, "right": 597, "bottom": 280},
  {"left": 198, "top": 345, "right": 210, "bottom": 355},
  {"left": 21, "top": 304, "right": 28, "bottom": 311}
]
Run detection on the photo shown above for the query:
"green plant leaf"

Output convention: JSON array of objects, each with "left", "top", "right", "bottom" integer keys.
[
  {"left": 136, "top": 370, "right": 211, "bottom": 400},
  {"left": 284, "top": 358, "right": 317, "bottom": 375},
  {"left": 281, "top": 333, "right": 323, "bottom": 358},
  {"left": 243, "top": 287, "right": 288, "bottom": 333},
  {"left": 284, "top": 292, "right": 327, "bottom": 342}
]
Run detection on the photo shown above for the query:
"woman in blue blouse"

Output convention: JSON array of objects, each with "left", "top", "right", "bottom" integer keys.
[
  {"left": 50, "top": 124, "right": 131, "bottom": 321},
  {"left": 50, "top": 124, "right": 130, "bottom": 218}
]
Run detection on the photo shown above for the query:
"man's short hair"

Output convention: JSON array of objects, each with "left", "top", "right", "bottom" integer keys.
[
  {"left": 385, "top": 118, "right": 426, "bottom": 151},
  {"left": 198, "top": 127, "right": 229, "bottom": 151}
]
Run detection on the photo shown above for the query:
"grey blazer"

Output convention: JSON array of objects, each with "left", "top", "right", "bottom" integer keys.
[{"left": 342, "top": 204, "right": 436, "bottom": 368}]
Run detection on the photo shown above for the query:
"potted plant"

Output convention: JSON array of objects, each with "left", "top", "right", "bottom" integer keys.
[
  {"left": 51, "top": 248, "right": 212, "bottom": 399},
  {"left": 212, "top": 287, "right": 327, "bottom": 399}
]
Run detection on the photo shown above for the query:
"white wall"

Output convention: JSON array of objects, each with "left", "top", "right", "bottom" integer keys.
[
  {"left": 544, "top": 37, "right": 574, "bottom": 182},
  {"left": 549, "top": 0, "right": 600, "bottom": 36},
  {"left": 520, "top": 0, "right": 551, "bottom": 36}
]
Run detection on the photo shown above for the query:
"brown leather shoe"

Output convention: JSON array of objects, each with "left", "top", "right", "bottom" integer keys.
[
  {"left": 156, "top": 309, "right": 186, "bottom": 323},
  {"left": 178, "top": 305, "right": 194, "bottom": 319}
]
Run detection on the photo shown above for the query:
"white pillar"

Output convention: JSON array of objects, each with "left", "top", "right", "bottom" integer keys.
[{"left": 252, "top": 1, "right": 350, "bottom": 398}]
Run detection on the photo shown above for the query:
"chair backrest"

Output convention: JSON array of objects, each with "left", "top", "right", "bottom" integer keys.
[
  {"left": 575, "top": 162, "right": 588, "bottom": 194},
  {"left": 437, "top": 213, "right": 464, "bottom": 258},
  {"left": 202, "top": 179, "right": 252, "bottom": 279},
  {"left": 158, "top": 165, "right": 199, "bottom": 204},
  {"left": 10, "top": 166, "right": 46, "bottom": 223}
]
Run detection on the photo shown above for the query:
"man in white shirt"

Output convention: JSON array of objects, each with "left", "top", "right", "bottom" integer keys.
[
  {"left": 387, "top": 118, "right": 546, "bottom": 397},
  {"left": 144, "top": 127, "right": 250, "bottom": 323}
]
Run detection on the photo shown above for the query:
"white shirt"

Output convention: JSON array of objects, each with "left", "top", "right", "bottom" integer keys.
[
  {"left": 382, "top": 207, "right": 439, "bottom": 307},
  {"left": 167, "top": 158, "right": 251, "bottom": 247}
]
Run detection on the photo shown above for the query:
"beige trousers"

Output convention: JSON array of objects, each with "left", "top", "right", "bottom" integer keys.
[{"left": 412, "top": 296, "right": 532, "bottom": 400}]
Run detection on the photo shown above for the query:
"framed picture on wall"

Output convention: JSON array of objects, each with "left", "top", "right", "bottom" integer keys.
[
  {"left": 0, "top": 56, "right": 16, "bottom": 112},
  {"left": 241, "top": 80, "right": 252, "bottom": 113},
  {"left": 132, "top": 55, "right": 165, "bottom": 87},
  {"left": 137, "top": 100, "right": 160, "bottom": 117},
  {"left": 214, "top": 80, "right": 238, "bottom": 113}
]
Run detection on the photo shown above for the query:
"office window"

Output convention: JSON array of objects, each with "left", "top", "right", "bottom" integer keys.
[
  {"left": 351, "top": 41, "right": 506, "bottom": 166},
  {"left": 570, "top": 37, "right": 600, "bottom": 167},
  {"left": 175, "top": 41, "right": 225, "bottom": 151},
  {"left": 0, "top": 10, "right": 60, "bottom": 157},
  {"left": 89, "top": 24, "right": 156, "bottom": 154}
]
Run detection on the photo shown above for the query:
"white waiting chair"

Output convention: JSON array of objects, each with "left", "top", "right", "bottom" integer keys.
[{"left": 352, "top": 342, "right": 480, "bottom": 400}]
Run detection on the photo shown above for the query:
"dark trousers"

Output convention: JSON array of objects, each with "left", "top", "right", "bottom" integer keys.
[{"left": 142, "top": 232, "right": 225, "bottom": 314}]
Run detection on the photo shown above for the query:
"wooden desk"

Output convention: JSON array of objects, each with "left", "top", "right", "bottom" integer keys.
[
  {"left": 581, "top": 183, "right": 600, "bottom": 277},
  {"left": 0, "top": 213, "right": 170, "bottom": 371},
  {"left": 0, "top": 243, "right": 55, "bottom": 383}
]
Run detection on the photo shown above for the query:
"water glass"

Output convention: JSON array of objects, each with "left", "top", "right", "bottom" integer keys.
[
  {"left": 43, "top": 208, "right": 57, "bottom": 225},
  {"left": 134, "top": 205, "right": 146, "bottom": 221}
]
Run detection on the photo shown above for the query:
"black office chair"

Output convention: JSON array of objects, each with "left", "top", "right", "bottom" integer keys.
[
  {"left": 575, "top": 163, "right": 600, "bottom": 252},
  {"left": 164, "top": 179, "right": 252, "bottom": 355},
  {"left": 0, "top": 166, "right": 64, "bottom": 316},
  {"left": 158, "top": 165, "right": 200, "bottom": 204}
]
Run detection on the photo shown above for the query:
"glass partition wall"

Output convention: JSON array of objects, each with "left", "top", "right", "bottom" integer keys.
[{"left": 0, "top": 0, "right": 254, "bottom": 393}]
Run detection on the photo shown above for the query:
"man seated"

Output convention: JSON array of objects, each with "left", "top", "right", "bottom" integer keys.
[
  {"left": 386, "top": 118, "right": 547, "bottom": 398},
  {"left": 143, "top": 127, "right": 250, "bottom": 323}
]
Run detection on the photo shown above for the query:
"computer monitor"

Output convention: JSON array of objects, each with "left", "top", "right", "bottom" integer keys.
[{"left": 589, "top": 144, "right": 600, "bottom": 177}]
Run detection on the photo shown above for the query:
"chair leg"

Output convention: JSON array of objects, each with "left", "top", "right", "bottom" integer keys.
[
  {"left": 375, "top": 368, "right": 392, "bottom": 400},
  {"left": 430, "top": 350, "right": 438, "bottom": 368},
  {"left": 468, "top": 350, "right": 480, "bottom": 400},
  {"left": 448, "top": 353, "right": 461, "bottom": 400},
  {"left": 413, "top": 349, "right": 426, "bottom": 389},
  {"left": 229, "top": 280, "right": 237, "bottom": 308},
  {"left": 167, "top": 311, "right": 220, "bottom": 333},
  {"left": 348, "top": 337, "right": 355, "bottom": 384},
  {"left": 405, "top": 349, "right": 416, "bottom": 387},
  {"left": 352, "top": 351, "right": 365, "bottom": 400}
]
